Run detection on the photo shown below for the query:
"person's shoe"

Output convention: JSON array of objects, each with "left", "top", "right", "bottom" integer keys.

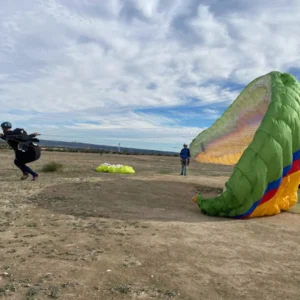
[
  {"left": 21, "top": 173, "right": 29, "bottom": 180},
  {"left": 32, "top": 174, "right": 39, "bottom": 181}
]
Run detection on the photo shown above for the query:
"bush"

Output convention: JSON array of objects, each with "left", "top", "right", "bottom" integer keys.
[{"left": 41, "top": 161, "right": 63, "bottom": 172}]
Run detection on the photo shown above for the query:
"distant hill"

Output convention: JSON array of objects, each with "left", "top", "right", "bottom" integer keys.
[{"left": 0, "top": 138, "right": 178, "bottom": 156}]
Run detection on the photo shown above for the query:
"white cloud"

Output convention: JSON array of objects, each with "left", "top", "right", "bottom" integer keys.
[
  {"left": 189, "top": 5, "right": 231, "bottom": 47},
  {"left": 34, "top": 113, "right": 204, "bottom": 151},
  {"left": 0, "top": 0, "right": 299, "bottom": 150}
]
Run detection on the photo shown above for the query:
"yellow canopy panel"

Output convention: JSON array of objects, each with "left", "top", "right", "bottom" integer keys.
[{"left": 96, "top": 163, "right": 135, "bottom": 174}]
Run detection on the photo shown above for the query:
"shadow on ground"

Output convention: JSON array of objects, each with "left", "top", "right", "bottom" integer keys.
[{"left": 30, "top": 178, "right": 230, "bottom": 223}]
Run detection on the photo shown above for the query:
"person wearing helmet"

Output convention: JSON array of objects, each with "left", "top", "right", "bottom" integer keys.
[
  {"left": 0, "top": 122, "right": 41, "bottom": 181},
  {"left": 180, "top": 143, "right": 190, "bottom": 176}
]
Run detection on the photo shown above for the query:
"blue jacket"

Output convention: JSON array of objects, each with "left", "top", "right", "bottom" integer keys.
[{"left": 180, "top": 148, "right": 190, "bottom": 159}]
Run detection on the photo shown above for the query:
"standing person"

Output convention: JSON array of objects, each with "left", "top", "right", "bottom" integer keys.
[
  {"left": 180, "top": 143, "right": 190, "bottom": 176},
  {"left": 0, "top": 122, "right": 41, "bottom": 180}
]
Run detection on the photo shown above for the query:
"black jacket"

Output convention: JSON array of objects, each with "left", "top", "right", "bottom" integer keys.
[{"left": 1, "top": 128, "right": 39, "bottom": 151}]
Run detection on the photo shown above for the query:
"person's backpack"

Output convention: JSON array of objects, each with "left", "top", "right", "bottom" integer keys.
[
  {"left": 10, "top": 128, "right": 39, "bottom": 152},
  {"left": 11, "top": 128, "right": 29, "bottom": 141}
]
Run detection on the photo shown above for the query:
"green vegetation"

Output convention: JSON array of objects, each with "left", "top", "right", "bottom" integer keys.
[{"left": 41, "top": 161, "right": 63, "bottom": 173}]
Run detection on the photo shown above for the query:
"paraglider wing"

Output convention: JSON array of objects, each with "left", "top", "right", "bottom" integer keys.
[
  {"left": 96, "top": 163, "right": 135, "bottom": 174},
  {"left": 191, "top": 71, "right": 300, "bottom": 218},
  {"left": 190, "top": 74, "right": 272, "bottom": 165}
]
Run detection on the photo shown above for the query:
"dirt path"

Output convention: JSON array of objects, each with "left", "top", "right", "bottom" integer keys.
[{"left": 0, "top": 150, "right": 300, "bottom": 299}]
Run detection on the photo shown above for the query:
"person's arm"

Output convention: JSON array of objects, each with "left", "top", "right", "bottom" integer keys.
[
  {"left": 1, "top": 131, "right": 15, "bottom": 140},
  {"left": 29, "top": 132, "right": 40, "bottom": 138},
  {"left": 180, "top": 149, "right": 183, "bottom": 158}
]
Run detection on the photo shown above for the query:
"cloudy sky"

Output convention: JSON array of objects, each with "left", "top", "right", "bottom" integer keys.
[{"left": 1, "top": 0, "right": 299, "bottom": 151}]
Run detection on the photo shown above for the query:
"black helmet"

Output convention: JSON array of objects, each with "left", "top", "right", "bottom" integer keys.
[{"left": 1, "top": 122, "right": 12, "bottom": 129}]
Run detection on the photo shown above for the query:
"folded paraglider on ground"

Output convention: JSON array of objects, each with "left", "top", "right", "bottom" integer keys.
[{"left": 96, "top": 163, "right": 135, "bottom": 174}]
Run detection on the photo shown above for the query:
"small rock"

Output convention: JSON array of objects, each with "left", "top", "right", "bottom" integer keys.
[{"left": 106, "top": 269, "right": 112, "bottom": 272}]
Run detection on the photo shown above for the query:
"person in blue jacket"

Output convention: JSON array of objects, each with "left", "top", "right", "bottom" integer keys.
[{"left": 180, "top": 143, "right": 190, "bottom": 176}]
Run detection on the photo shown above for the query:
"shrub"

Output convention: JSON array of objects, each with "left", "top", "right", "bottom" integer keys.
[{"left": 41, "top": 161, "right": 63, "bottom": 172}]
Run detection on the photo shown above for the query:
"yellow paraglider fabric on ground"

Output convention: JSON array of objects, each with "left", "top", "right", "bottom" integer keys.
[{"left": 96, "top": 163, "right": 135, "bottom": 174}]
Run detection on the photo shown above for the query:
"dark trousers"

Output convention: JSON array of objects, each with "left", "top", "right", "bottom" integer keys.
[
  {"left": 181, "top": 158, "right": 189, "bottom": 175},
  {"left": 14, "top": 159, "right": 37, "bottom": 176},
  {"left": 14, "top": 146, "right": 40, "bottom": 176}
]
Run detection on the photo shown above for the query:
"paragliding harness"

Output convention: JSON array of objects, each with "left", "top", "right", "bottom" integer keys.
[
  {"left": 4, "top": 128, "right": 40, "bottom": 153},
  {"left": 3, "top": 128, "right": 41, "bottom": 165}
]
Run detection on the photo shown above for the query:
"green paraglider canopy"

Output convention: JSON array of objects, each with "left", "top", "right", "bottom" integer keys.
[{"left": 190, "top": 71, "right": 300, "bottom": 219}]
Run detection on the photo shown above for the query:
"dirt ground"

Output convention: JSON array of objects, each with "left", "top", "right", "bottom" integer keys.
[{"left": 0, "top": 149, "right": 300, "bottom": 300}]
